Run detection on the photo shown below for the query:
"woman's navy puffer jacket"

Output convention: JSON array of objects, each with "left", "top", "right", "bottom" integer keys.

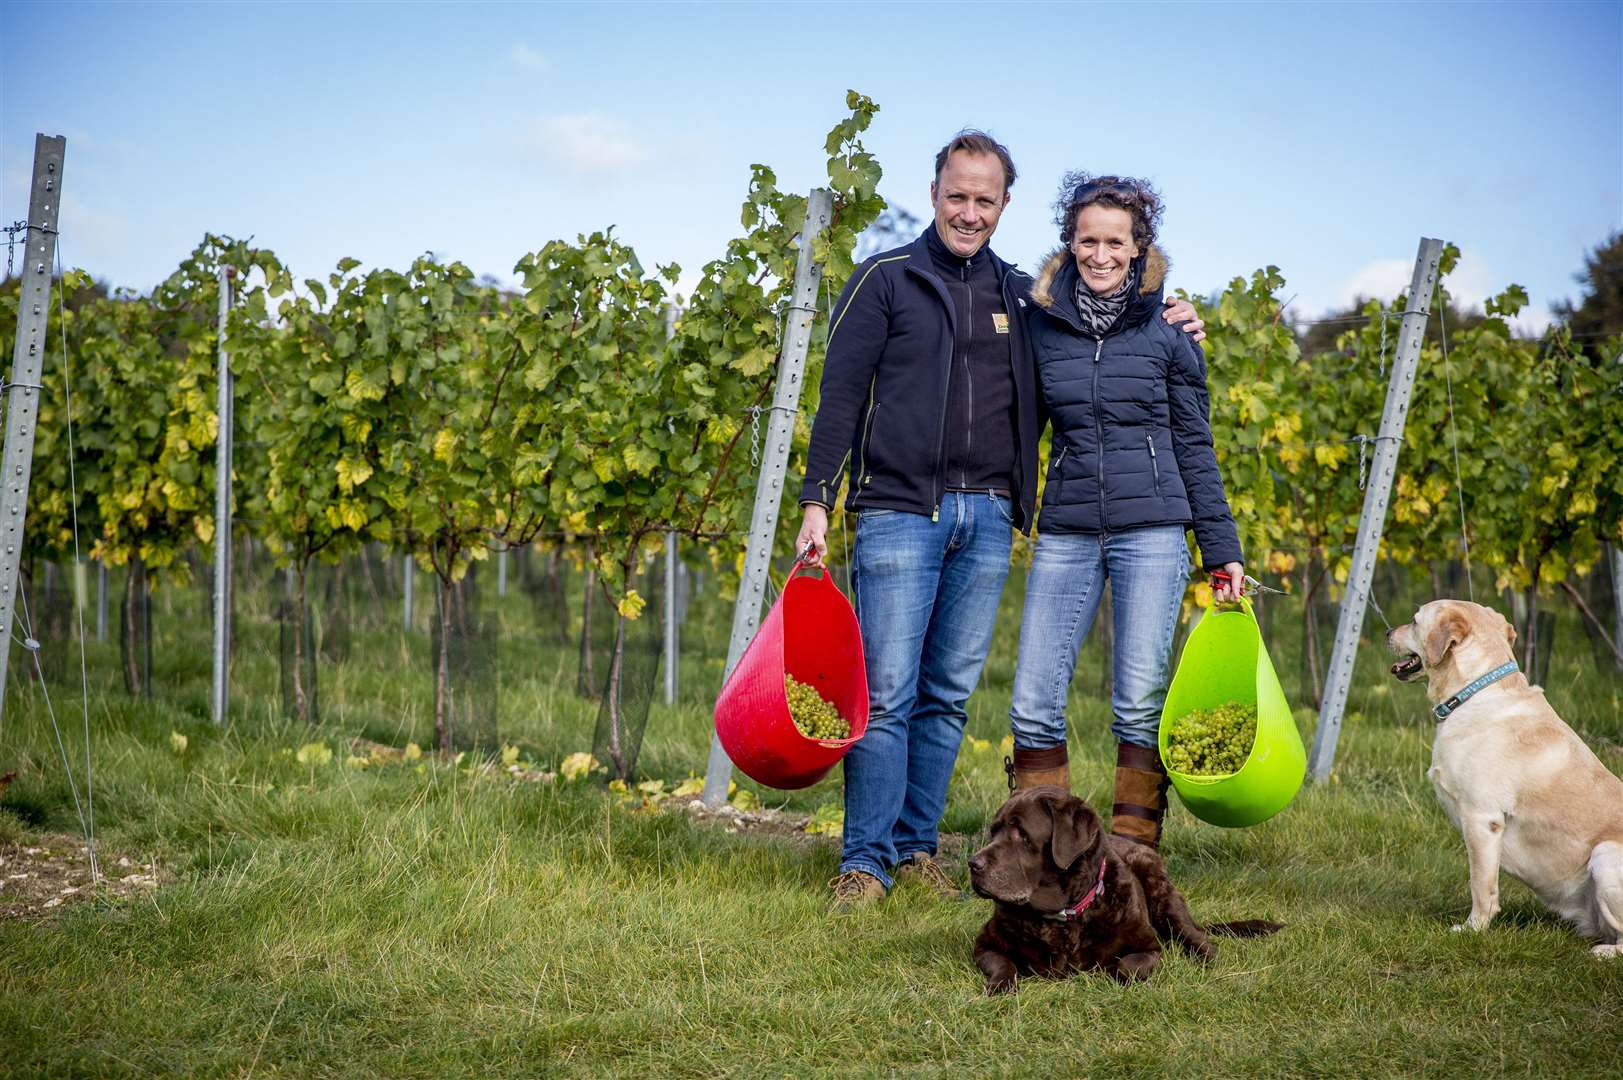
[{"left": 1026, "top": 245, "right": 1243, "bottom": 568}]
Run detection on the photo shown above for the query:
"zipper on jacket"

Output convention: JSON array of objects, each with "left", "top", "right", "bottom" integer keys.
[
  {"left": 1146, "top": 434, "right": 1161, "bottom": 496},
  {"left": 1091, "top": 337, "right": 1108, "bottom": 529},
  {"left": 1002, "top": 269, "right": 1026, "bottom": 529},
  {"left": 930, "top": 299, "right": 955, "bottom": 523},
  {"left": 960, "top": 262, "right": 974, "bottom": 487},
  {"left": 853, "top": 397, "right": 880, "bottom": 500},
  {"left": 1049, "top": 445, "right": 1070, "bottom": 505}
]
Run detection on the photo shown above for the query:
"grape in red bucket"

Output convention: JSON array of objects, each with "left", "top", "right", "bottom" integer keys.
[
  {"left": 1165, "top": 703, "right": 1258, "bottom": 776},
  {"left": 785, "top": 674, "right": 849, "bottom": 740}
]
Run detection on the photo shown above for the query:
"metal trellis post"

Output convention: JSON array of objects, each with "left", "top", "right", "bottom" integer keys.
[
  {"left": 0, "top": 134, "right": 66, "bottom": 722},
  {"left": 701, "top": 189, "right": 833, "bottom": 808},
  {"left": 211, "top": 265, "right": 234, "bottom": 725},
  {"left": 403, "top": 555, "right": 414, "bottom": 632},
  {"left": 664, "top": 530, "right": 678, "bottom": 706},
  {"left": 497, "top": 546, "right": 508, "bottom": 598},
  {"left": 663, "top": 301, "right": 680, "bottom": 707},
  {"left": 95, "top": 560, "right": 107, "bottom": 642},
  {"left": 1308, "top": 237, "right": 1443, "bottom": 782}
]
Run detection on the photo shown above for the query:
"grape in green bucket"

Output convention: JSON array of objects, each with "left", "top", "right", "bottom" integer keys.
[{"left": 1159, "top": 596, "right": 1305, "bottom": 827}]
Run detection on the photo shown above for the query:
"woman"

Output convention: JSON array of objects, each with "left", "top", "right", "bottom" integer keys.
[{"left": 1005, "top": 174, "right": 1244, "bottom": 850}]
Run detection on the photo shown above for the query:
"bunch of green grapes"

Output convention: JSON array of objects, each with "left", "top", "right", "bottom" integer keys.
[
  {"left": 785, "top": 675, "right": 849, "bottom": 740},
  {"left": 1164, "top": 703, "right": 1258, "bottom": 776}
]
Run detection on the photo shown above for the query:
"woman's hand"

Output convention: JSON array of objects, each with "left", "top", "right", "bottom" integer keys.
[
  {"left": 796, "top": 504, "right": 830, "bottom": 568},
  {"left": 1210, "top": 562, "right": 1246, "bottom": 603},
  {"left": 1162, "top": 297, "right": 1206, "bottom": 342}
]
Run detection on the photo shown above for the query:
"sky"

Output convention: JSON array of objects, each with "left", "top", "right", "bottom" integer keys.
[{"left": 3, "top": 1, "right": 1619, "bottom": 333}]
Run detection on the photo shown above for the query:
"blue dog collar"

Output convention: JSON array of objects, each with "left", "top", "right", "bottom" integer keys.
[{"left": 1432, "top": 661, "right": 1520, "bottom": 721}]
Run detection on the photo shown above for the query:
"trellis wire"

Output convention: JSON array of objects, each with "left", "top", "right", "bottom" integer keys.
[{"left": 1435, "top": 298, "right": 1475, "bottom": 602}]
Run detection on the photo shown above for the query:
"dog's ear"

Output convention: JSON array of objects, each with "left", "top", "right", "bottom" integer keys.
[
  {"left": 1501, "top": 612, "right": 1517, "bottom": 650},
  {"left": 1423, "top": 606, "right": 1467, "bottom": 667},
  {"left": 1044, "top": 793, "right": 1100, "bottom": 871}
]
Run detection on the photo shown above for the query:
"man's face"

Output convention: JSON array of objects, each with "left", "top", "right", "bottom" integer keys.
[{"left": 930, "top": 151, "right": 1009, "bottom": 258}]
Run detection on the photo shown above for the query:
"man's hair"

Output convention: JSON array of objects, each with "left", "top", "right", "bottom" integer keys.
[
  {"left": 1053, "top": 173, "right": 1163, "bottom": 250},
  {"left": 934, "top": 130, "right": 1017, "bottom": 193}
]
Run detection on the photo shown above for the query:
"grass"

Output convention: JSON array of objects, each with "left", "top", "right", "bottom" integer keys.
[{"left": 1, "top": 555, "right": 1621, "bottom": 1078}]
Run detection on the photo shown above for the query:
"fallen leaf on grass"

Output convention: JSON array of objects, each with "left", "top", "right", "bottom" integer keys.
[
  {"left": 805, "top": 803, "right": 844, "bottom": 837},
  {"left": 296, "top": 742, "right": 333, "bottom": 767},
  {"left": 560, "top": 752, "right": 601, "bottom": 781},
  {"left": 170, "top": 732, "right": 188, "bottom": 754}
]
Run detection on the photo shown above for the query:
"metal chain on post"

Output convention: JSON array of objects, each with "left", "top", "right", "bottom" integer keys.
[
  {"left": 211, "top": 265, "right": 235, "bottom": 725},
  {"left": 701, "top": 190, "right": 835, "bottom": 808},
  {"left": 1308, "top": 237, "right": 1444, "bottom": 782},
  {"left": 0, "top": 135, "right": 66, "bottom": 724}
]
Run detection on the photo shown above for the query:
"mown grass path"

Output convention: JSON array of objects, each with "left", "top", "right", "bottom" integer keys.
[{"left": 1, "top": 565, "right": 1620, "bottom": 1077}]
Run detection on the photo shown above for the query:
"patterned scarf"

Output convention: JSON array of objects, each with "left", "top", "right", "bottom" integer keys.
[{"left": 1073, "top": 259, "right": 1140, "bottom": 337}]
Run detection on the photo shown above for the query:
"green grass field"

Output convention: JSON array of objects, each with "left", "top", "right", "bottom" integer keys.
[{"left": 1, "top": 558, "right": 1620, "bottom": 1078}]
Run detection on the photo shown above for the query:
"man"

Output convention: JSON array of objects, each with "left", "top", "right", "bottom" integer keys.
[{"left": 796, "top": 131, "right": 1204, "bottom": 911}]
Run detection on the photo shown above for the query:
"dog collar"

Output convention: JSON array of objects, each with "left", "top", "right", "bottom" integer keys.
[
  {"left": 1432, "top": 661, "right": 1519, "bottom": 721},
  {"left": 1045, "top": 860, "right": 1107, "bottom": 922}
]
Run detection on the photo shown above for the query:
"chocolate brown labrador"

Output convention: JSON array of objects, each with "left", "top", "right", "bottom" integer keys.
[{"left": 968, "top": 786, "right": 1281, "bottom": 993}]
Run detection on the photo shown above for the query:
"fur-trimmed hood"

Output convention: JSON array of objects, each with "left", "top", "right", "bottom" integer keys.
[{"left": 1030, "top": 244, "right": 1169, "bottom": 313}]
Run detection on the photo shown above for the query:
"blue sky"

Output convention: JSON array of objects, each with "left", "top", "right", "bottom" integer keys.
[{"left": 3, "top": 1, "right": 1618, "bottom": 331}]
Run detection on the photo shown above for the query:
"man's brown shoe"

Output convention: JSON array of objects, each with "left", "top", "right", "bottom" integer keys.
[
  {"left": 828, "top": 869, "right": 886, "bottom": 912},
  {"left": 893, "top": 851, "right": 962, "bottom": 900}
]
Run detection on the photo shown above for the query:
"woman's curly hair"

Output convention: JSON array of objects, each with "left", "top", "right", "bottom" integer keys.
[{"left": 1054, "top": 172, "right": 1164, "bottom": 250}]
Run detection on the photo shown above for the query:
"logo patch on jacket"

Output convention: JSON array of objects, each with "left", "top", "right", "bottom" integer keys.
[{"left": 992, "top": 313, "right": 1010, "bottom": 334}]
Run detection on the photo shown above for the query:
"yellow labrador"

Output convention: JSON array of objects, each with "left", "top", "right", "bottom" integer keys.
[{"left": 1387, "top": 599, "right": 1623, "bottom": 957}]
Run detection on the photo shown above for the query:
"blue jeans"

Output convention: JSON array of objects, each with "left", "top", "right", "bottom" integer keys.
[
  {"left": 1009, "top": 526, "right": 1191, "bottom": 752},
  {"left": 841, "top": 491, "right": 1014, "bottom": 888}
]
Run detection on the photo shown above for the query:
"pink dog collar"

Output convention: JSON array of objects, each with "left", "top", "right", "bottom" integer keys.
[{"left": 1047, "top": 860, "right": 1108, "bottom": 922}]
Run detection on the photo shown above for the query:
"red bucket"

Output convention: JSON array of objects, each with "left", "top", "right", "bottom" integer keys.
[{"left": 714, "top": 565, "right": 869, "bottom": 790}]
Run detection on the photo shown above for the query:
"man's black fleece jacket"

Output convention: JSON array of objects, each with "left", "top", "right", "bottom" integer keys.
[{"left": 798, "top": 229, "right": 1041, "bottom": 532}]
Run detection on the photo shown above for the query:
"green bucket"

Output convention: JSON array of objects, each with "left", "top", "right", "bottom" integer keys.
[{"left": 1158, "top": 596, "right": 1305, "bottom": 827}]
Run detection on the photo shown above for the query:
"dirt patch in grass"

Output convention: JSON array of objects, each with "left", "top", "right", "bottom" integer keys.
[
  {"left": 0, "top": 833, "right": 170, "bottom": 921},
  {"left": 664, "top": 794, "right": 975, "bottom": 869}
]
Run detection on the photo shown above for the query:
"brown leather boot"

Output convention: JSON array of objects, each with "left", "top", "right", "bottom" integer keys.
[
  {"left": 1003, "top": 745, "right": 1070, "bottom": 792},
  {"left": 1111, "top": 742, "right": 1170, "bottom": 849}
]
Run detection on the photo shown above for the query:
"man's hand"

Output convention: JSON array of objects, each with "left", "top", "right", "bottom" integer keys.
[
  {"left": 796, "top": 504, "right": 830, "bottom": 568},
  {"left": 1162, "top": 297, "right": 1206, "bottom": 343},
  {"left": 1210, "top": 562, "right": 1246, "bottom": 603}
]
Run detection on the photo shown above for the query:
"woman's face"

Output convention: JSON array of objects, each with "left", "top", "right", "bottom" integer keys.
[{"left": 1070, "top": 204, "right": 1139, "bottom": 295}]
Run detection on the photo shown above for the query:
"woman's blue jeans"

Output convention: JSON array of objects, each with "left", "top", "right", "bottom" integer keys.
[
  {"left": 840, "top": 491, "right": 1013, "bottom": 889},
  {"left": 1008, "top": 526, "right": 1191, "bottom": 752}
]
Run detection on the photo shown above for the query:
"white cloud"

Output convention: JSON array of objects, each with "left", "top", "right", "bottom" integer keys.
[
  {"left": 521, "top": 113, "right": 646, "bottom": 175},
  {"left": 57, "top": 193, "right": 130, "bottom": 266},
  {"left": 1324, "top": 250, "right": 1551, "bottom": 336},
  {"left": 510, "top": 43, "right": 546, "bottom": 70},
  {"left": 1331, "top": 258, "right": 1411, "bottom": 310}
]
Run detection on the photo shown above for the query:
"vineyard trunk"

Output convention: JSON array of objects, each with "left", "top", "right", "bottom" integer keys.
[
  {"left": 548, "top": 553, "right": 571, "bottom": 644},
  {"left": 605, "top": 614, "right": 626, "bottom": 777},
  {"left": 120, "top": 557, "right": 147, "bottom": 697},
  {"left": 291, "top": 562, "right": 311, "bottom": 724},
  {"left": 577, "top": 555, "right": 597, "bottom": 696},
  {"left": 433, "top": 571, "right": 453, "bottom": 753},
  {"left": 1301, "top": 557, "right": 1323, "bottom": 708}
]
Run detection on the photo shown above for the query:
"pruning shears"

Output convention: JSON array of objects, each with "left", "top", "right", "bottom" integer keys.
[{"left": 1208, "top": 570, "right": 1283, "bottom": 598}]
